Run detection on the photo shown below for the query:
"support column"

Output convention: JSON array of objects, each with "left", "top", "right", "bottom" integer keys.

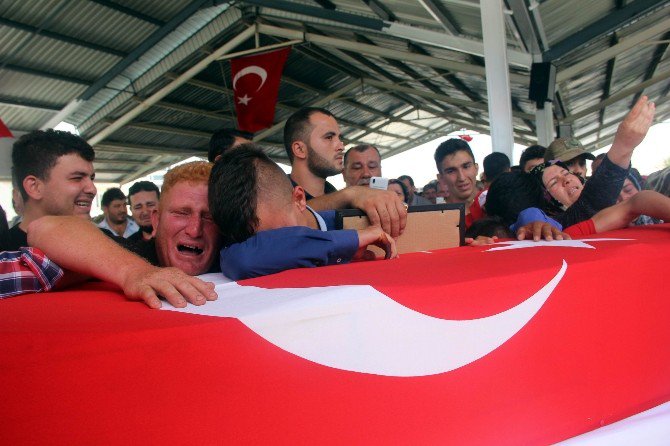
[
  {"left": 535, "top": 103, "right": 554, "bottom": 146},
  {"left": 480, "top": 0, "right": 514, "bottom": 159}
]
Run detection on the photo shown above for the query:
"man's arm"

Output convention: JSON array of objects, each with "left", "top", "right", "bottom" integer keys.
[
  {"left": 606, "top": 96, "right": 655, "bottom": 169},
  {"left": 307, "top": 186, "right": 407, "bottom": 237},
  {"left": 27, "top": 216, "right": 217, "bottom": 309},
  {"left": 590, "top": 190, "right": 670, "bottom": 233},
  {"left": 220, "top": 225, "right": 397, "bottom": 280}
]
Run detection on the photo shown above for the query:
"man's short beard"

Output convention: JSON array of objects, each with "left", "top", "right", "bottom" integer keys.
[
  {"left": 139, "top": 225, "right": 153, "bottom": 234},
  {"left": 307, "top": 145, "right": 341, "bottom": 179}
]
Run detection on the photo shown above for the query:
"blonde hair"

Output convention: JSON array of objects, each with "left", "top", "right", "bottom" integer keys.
[{"left": 161, "top": 161, "right": 212, "bottom": 196}]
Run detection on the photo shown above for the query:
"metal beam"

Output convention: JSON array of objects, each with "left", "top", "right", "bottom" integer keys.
[
  {"left": 244, "top": 0, "right": 385, "bottom": 29},
  {"left": 562, "top": 68, "right": 670, "bottom": 123},
  {"left": 0, "top": 17, "right": 126, "bottom": 57},
  {"left": 254, "top": 80, "right": 362, "bottom": 142},
  {"left": 257, "top": 25, "right": 530, "bottom": 81},
  {"left": 279, "top": 74, "right": 428, "bottom": 131},
  {"left": 40, "top": 99, "right": 85, "bottom": 130},
  {"left": 94, "top": 159, "right": 145, "bottom": 166},
  {"left": 312, "top": 0, "right": 336, "bottom": 9},
  {"left": 543, "top": 0, "right": 668, "bottom": 61},
  {"left": 87, "top": 25, "right": 255, "bottom": 146},
  {"left": 123, "top": 122, "right": 211, "bottom": 139},
  {"left": 248, "top": 0, "right": 530, "bottom": 67},
  {"left": 599, "top": 34, "right": 619, "bottom": 131},
  {"left": 95, "top": 142, "right": 202, "bottom": 156},
  {"left": 2, "top": 63, "right": 90, "bottom": 85},
  {"left": 140, "top": 98, "right": 230, "bottom": 121},
  {"left": 363, "top": 78, "right": 536, "bottom": 120},
  {"left": 80, "top": 0, "right": 213, "bottom": 102},
  {"left": 90, "top": 0, "right": 166, "bottom": 26},
  {"left": 0, "top": 98, "right": 61, "bottom": 112},
  {"left": 383, "top": 21, "right": 531, "bottom": 68},
  {"left": 352, "top": 33, "right": 480, "bottom": 120},
  {"left": 119, "top": 156, "right": 175, "bottom": 184},
  {"left": 631, "top": 31, "right": 670, "bottom": 107},
  {"left": 507, "top": 0, "right": 542, "bottom": 54},
  {"left": 362, "top": 0, "right": 397, "bottom": 22},
  {"left": 417, "top": 0, "right": 460, "bottom": 35},
  {"left": 557, "top": 16, "right": 670, "bottom": 83}
]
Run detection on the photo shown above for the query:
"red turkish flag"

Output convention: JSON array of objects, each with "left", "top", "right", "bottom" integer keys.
[
  {"left": 0, "top": 225, "right": 669, "bottom": 444},
  {"left": 230, "top": 47, "right": 290, "bottom": 133},
  {"left": 0, "top": 118, "right": 13, "bottom": 138}
]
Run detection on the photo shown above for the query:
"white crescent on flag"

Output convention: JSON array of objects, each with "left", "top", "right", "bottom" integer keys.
[
  {"left": 232, "top": 65, "right": 268, "bottom": 91},
  {"left": 164, "top": 260, "right": 567, "bottom": 377}
]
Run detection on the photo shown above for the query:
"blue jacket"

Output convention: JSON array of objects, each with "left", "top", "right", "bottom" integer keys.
[{"left": 219, "top": 210, "right": 359, "bottom": 280}]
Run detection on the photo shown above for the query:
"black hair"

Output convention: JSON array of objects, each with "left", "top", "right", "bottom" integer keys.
[
  {"left": 12, "top": 129, "right": 95, "bottom": 200},
  {"left": 389, "top": 179, "right": 410, "bottom": 204},
  {"left": 484, "top": 171, "right": 547, "bottom": 227},
  {"left": 434, "top": 138, "right": 475, "bottom": 173},
  {"left": 343, "top": 144, "right": 380, "bottom": 166},
  {"left": 464, "top": 216, "right": 514, "bottom": 239},
  {"left": 209, "top": 143, "right": 274, "bottom": 246},
  {"left": 397, "top": 175, "right": 414, "bottom": 187},
  {"left": 519, "top": 145, "right": 546, "bottom": 171},
  {"left": 128, "top": 181, "right": 160, "bottom": 205},
  {"left": 283, "top": 107, "right": 334, "bottom": 162},
  {"left": 483, "top": 152, "right": 510, "bottom": 183},
  {"left": 101, "top": 187, "right": 126, "bottom": 207},
  {"left": 208, "top": 128, "right": 253, "bottom": 162}
]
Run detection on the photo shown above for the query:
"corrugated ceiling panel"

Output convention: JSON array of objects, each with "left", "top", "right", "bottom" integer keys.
[
  {"left": 0, "top": 69, "right": 85, "bottom": 106},
  {"left": 0, "top": 105, "right": 54, "bottom": 131}
]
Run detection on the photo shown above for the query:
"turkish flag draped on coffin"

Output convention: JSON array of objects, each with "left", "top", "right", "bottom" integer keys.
[
  {"left": 1, "top": 225, "right": 669, "bottom": 445},
  {"left": 0, "top": 118, "right": 13, "bottom": 138},
  {"left": 230, "top": 47, "right": 290, "bottom": 133}
]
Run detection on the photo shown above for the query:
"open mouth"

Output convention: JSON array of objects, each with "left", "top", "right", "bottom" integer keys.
[
  {"left": 75, "top": 201, "right": 91, "bottom": 207},
  {"left": 177, "top": 244, "right": 203, "bottom": 255}
]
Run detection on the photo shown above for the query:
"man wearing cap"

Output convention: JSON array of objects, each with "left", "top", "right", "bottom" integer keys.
[{"left": 544, "top": 138, "right": 595, "bottom": 179}]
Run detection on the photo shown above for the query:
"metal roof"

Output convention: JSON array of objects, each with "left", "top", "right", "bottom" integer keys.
[{"left": 1, "top": 0, "right": 669, "bottom": 183}]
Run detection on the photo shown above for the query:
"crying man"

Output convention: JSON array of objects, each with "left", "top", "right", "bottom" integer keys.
[{"left": 151, "top": 161, "right": 221, "bottom": 276}]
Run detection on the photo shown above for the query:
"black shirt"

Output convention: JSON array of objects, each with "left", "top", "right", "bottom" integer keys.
[
  {"left": 2, "top": 225, "right": 28, "bottom": 251},
  {"left": 289, "top": 175, "right": 338, "bottom": 201}
]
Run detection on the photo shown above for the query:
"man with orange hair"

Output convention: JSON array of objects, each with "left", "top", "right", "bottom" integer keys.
[{"left": 27, "top": 161, "right": 221, "bottom": 308}]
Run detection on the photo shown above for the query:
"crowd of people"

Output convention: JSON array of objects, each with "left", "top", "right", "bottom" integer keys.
[{"left": 1, "top": 96, "right": 669, "bottom": 307}]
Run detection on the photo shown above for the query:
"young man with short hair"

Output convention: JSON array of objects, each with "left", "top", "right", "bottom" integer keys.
[
  {"left": 283, "top": 107, "right": 408, "bottom": 237},
  {"left": 6, "top": 129, "right": 97, "bottom": 251},
  {"left": 284, "top": 107, "right": 343, "bottom": 199},
  {"left": 127, "top": 181, "right": 160, "bottom": 242},
  {"left": 98, "top": 187, "right": 138, "bottom": 238},
  {"left": 434, "top": 138, "right": 479, "bottom": 227}
]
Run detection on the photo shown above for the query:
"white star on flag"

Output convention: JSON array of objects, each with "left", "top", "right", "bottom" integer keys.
[{"left": 237, "top": 94, "right": 251, "bottom": 105}]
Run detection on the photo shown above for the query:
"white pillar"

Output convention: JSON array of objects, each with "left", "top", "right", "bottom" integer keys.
[
  {"left": 535, "top": 103, "right": 554, "bottom": 146},
  {"left": 480, "top": 0, "right": 514, "bottom": 159}
]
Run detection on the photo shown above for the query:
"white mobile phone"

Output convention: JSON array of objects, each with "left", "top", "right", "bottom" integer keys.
[
  {"left": 369, "top": 177, "right": 389, "bottom": 190},
  {"left": 435, "top": 197, "right": 446, "bottom": 204}
]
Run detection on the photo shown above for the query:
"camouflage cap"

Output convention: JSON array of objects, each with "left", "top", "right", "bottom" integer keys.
[{"left": 545, "top": 138, "right": 596, "bottom": 163}]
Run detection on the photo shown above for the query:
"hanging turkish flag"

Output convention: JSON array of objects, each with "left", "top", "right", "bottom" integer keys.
[
  {"left": 0, "top": 117, "right": 14, "bottom": 138},
  {"left": 1, "top": 225, "right": 669, "bottom": 444},
  {"left": 230, "top": 47, "right": 290, "bottom": 133}
]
